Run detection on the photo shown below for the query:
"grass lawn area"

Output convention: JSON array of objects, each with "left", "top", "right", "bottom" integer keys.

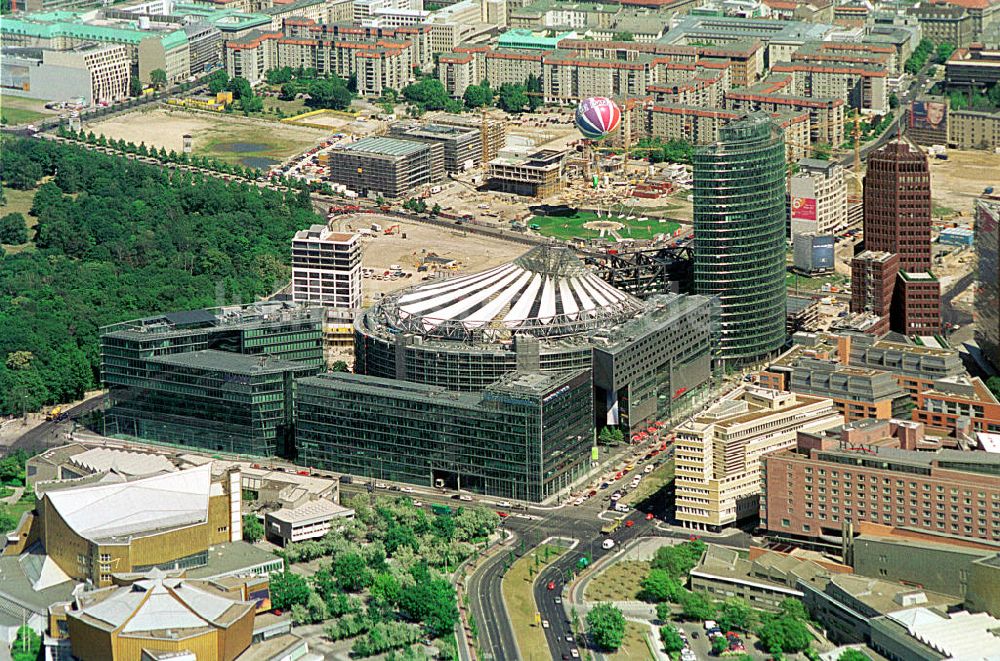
[
  {"left": 584, "top": 561, "right": 650, "bottom": 602},
  {"left": 785, "top": 270, "right": 848, "bottom": 292},
  {"left": 621, "top": 460, "right": 674, "bottom": 507},
  {"left": 933, "top": 201, "right": 960, "bottom": 218},
  {"left": 0, "top": 187, "right": 38, "bottom": 255},
  {"left": 0, "top": 492, "right": 36, "bottom": 531},
  {"left": 529, "top": 210, "right": 681, "bottom": 242},
  {"left": 606, "top": 621, "right": 655, "bottom": 661},
  {"left": 0, "top": 95, "right": 54, "bottom": 126},
  {"left": 194, "top": 122, "right": 322, "bottom": 167},
  {"left": 502, "top": 543, "right": 567, "bottom": 661}
]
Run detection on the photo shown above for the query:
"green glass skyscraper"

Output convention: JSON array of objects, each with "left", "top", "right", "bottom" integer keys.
[{"left": 693, "top": 113, "right": 787, "bottom": 364}]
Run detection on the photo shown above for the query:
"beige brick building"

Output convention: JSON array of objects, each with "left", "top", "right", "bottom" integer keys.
[{"left": 674, "top": 387, "right": 843, "bottom": 531}]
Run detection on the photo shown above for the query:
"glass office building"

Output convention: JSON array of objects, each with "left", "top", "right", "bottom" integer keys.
[
  {"left": 693, "top": 112, "right": 787, "bottom": 364},
  {"left": 105, "top": 350, "right": 319, "bottom": 456},
  {"left": 100, "top": 302, "right": 324, "bottom": 456},
  {"left": 296, "top": 370, "right": 594, "bottom": 502}
]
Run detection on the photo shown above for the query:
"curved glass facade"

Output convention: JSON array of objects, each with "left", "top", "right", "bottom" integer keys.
[{"left": 693, "top": 113, "right": 788, "bottom": 364}]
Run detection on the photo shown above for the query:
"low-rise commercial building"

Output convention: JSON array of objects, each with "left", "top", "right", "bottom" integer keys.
[
  {"left": 327, "top": 136, "right": 444, "bottom": 198},
  {"left": 761, "top": 421, "right": 1000, "bottom": 547},
  {"left": 949, "top": 107, "right": 1000, "bottom": 150},
  {"left": 264, "top": 499, "right": 355, "bottom": 546},
  {"left": 786, "top": 357, "right": 911, "bottom": 421},
  {"left": 690, "top": 543, "right": 961, "bottom": 647},
  {"left": 674, "top": 388, "right": 843, "bottom": 531},
  {"left": 291, "top": 225, "right": 362, "bottom": 309},
  {"left": 297, "top": 370, "right": 594, "bottom": 502},
  {"left": 848, "top": 522, "right": 1000, "bottom": 612},
  {"left": 912, "top": 375, "right": 1000, "bottom": 435},
  {"left": 0, "top": 43, "right": 130, "bottom": 106}
]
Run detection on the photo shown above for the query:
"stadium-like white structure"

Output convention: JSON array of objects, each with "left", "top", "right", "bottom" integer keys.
[{"left": 354, "top": 246, "right": 715, "bottom": 430}]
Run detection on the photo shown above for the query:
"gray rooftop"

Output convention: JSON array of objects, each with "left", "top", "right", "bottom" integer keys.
[
  {"left": 149, "top": 349, "right": 313, "bottom": 376},
  {"left": 184, "top": 541, "right": 283, "bottom": 580},
  {"left": 338, "top": 137, "right": 429, "bottom": 157}
]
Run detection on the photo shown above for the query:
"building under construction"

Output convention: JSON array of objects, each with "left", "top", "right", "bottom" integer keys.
[
  {"left": 487, "top": 147, "right": 566, "bottom": 197},
  {"left": 327, "top": 137, "right": 445, "bottom": 198},
  {"left": 388, "top": 121, "right": 481, "bottom": 172}
]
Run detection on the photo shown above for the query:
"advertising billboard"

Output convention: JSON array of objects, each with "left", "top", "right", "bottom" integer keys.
[
  {"left": 791, "top": 196, "right": 817, "bottom": 221},
  {"left": 811, "top": 235, "right": 835, "bottom": 270},
  {"left": 909, "top": 100, "right": 947, "bottom": 132}
]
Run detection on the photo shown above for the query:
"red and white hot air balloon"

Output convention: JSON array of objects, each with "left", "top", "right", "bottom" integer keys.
[{"left": 575, "top": 97, "right": 622, "bottom": 140}]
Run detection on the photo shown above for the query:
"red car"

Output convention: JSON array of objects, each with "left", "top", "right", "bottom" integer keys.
[
  {"left": 497, "top": 511, "right": 509, "bottom": 518},
  {"left": 547, "top": 581, "right": 556, "bottom": 590},
  {"left": 625, "top": 520, "right": 635, "bottom": 528},
  {"left": 645, "top": 512, "right": 655, "bottom": 521}
]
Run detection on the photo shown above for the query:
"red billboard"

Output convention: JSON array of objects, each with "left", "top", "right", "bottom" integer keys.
[{"left": 791, "top": 196, "right": 817, "bottom": 221}]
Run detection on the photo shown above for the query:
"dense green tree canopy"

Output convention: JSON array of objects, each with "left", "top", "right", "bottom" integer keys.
[
  {"left": 587, "top": 603, "right": 626, "bottom": 651},
  {"left": 0, "top": 213, "right": 28, "bottom": 245},
  {"left": 0, "top": 138, "right": 321, "bottom": 415}
]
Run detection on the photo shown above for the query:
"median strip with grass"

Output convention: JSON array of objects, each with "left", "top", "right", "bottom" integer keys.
[{"left": 501, "top": 543, "right": 567, "bottom": 661}]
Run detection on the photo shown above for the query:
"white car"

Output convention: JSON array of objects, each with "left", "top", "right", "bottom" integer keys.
[
  {"left": 644, "top": 464, "right": 655, "bottom": 473},
  {"left": 413, "top": 501, "right": 423, "bottom": 507},
  {"left": 542, "top": 620, "right": 550, "bottom": 629},
  {"left": 570, "top": 650, "right": 579, "bottom": 659},
  {"left": 498, "top": 500, "right": 513, "bottom": 508},
  {"left": 459, "top": 494, "right": 473, "bottom": 502},
  {"left": 400, "top": 486, "right": 414, "bottom": 493},
  {"left": 375, "top": 482, "right": 388, "bottom": 489},
  {"left": 602, "top": 539, "right": 616, "bottom": 550}
]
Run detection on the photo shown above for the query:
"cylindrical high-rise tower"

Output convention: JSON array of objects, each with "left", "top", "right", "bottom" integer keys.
[{"left": 693, "top": 112, "right": 787, "bottom": 365}]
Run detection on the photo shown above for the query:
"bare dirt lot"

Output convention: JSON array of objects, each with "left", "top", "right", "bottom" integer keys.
[
  {"left": 87, "top": 106, "right": 328, "bottom": 167},
  {"left": 330, "top": 215, "right": 527, "bottom": 307},
  {"left": 929, "top": 149, "right": 1000, "bottom": 216}
]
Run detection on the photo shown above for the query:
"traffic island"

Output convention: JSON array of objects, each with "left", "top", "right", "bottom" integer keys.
[{"left": 501, "top": 540, "right": 572, "bottom": 660}]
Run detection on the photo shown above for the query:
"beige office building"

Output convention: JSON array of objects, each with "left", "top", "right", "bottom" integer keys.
[{"left": 674, "top": 387, "right": 842, "bottom": 531}]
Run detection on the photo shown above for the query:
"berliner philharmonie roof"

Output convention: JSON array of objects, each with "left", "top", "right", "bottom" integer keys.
[
  {"left": 44, "top": 465, "right": 211, "bottom": 544},
  {"left": 376, "top": 246, "right": 643, "bottom": 340}
]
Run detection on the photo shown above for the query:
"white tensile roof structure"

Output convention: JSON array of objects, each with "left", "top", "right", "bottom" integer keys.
[
  {"left": 380, "top": 246, "right": 643, "bottom": 340},
  {"left": 44, "top": 464, "right": 211, "bottom": 543}
]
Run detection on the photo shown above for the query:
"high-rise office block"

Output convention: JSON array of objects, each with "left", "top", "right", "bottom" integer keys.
[
  {"left": 291, "top": 225, "right": 362, "bottom": 309},
  {"left": 976, "top": 195, "right": 1000, "bottom": 371},
  {"left": 863, "top": 142, "right": 932, "bottom": 272},
  {"left": 693, "top": 112, "right": 787, "bottom": 364}
]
